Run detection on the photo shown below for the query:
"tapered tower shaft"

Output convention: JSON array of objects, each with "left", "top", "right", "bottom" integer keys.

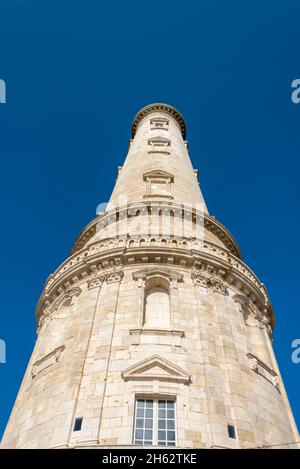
[{"left": 1, "top": 104, "right": 298, "bottom": 449}]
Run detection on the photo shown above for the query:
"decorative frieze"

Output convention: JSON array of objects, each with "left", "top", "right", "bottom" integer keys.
[
  {"left": 38, "top": 244, "right": 273, "bottom": 332},
  {"left": 47, "top": 235, "right": 258, "bottom": 299}
]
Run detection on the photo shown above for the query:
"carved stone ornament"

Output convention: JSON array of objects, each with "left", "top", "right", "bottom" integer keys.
[
  {"left": 191, "top": 264, "right": 227, "bottom": 295},
  {"left": 233, "top": 295, "right": 273, "bottom": 337},
  {"left": 207, "top": 269, "right": 227, "bottom": 294},
  {"left": 260, "top": 314, "right": 273, "bottom": 339},
  {"left": 88, "top": 265, "right": 124, "bottom": 289},
  {"left": 37, "top": 287, "right": 82, "bottom": 334},
  {"left": 64, "top": 286, "right": 82, "bottom": 299},
  {"left": 105, "top": 265, "right": 124, "bottom": 284},
  {"left": 87, "top": 274, "right": 105, "bottom": 290},
  {"left": 31, "top": 345, "right": 65, "bottom": 378}
]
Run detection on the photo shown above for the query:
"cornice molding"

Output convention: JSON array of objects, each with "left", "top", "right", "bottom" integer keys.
[
  {"left": 131, "top": 103, "right": 186, "bottom": 139},
  {"left": 35, "top": 240, "right": 273, "bottom": 333},
  {"left": 143, "top": 170, "right": 174, "bottom": 182}
]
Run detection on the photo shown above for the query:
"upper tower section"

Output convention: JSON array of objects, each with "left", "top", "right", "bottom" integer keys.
[{"left": 107, "top": 103, "right": 208, "bottom": 212}]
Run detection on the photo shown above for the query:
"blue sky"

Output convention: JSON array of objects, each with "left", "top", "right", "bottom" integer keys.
[{"left": 0, "top": 0, "right": 299, "bottom": 439}]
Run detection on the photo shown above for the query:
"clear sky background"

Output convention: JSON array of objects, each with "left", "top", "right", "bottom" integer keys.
[{"left": 0, "top": 0, "right": 299, "bottom": 440}]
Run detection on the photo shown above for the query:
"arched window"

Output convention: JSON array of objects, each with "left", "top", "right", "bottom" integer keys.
[{"left": 143, "top": 277, "right": 170, "bottom": 328}]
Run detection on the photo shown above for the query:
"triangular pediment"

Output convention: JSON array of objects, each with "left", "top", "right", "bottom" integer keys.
[
  {"left": 143, "top": 170, "right": 174, "bottom": 182},
  {"left": 121, "top": 355, "right": 190, "bottom": 384},
  {"left": 132, "top": 267, "right": 183, "bottom": 282},
  {"left": 148, "top": 136, "right": 171, "bottom": 144}
]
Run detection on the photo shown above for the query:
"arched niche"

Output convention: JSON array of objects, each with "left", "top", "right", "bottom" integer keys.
[{"left": 143, "top": 276, "right": 171, "bottom": 329}]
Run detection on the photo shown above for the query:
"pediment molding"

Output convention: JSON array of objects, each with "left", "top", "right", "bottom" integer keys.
[
  {"left": 147, "top": 136, "right": 171, "bottom": 145},
  {"left": 32, "top": 345, "right": 65, "bottom": 378},
  {"left": 143, "top": 170, "right": 174, "bottom": 182},
  {"left": 132, "top": 266, "right": 183, "bottom": 283},
  {"left": 121, "top": 355, "right": 190, "bottom": 384},
  {"left": 247, "top": 353, "right": 279, "bottom": 389}
]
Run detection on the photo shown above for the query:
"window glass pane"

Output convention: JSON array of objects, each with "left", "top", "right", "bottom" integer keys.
[
  {"left": 135, "top": 429, "right": 143, "bottom": 439},
  {"left": 227, "top": 424, "right": 236, "bottom": 439},
  {"left": 145, "top": 408, "right": 153, "bottom": 418},
  {"left": 167, "top": 420, "right": 175, "bottom": 429},
  {"left": 145, "top": 430, "right": 152, "bottom": 440},
  {"left": 158, "top": 420, "right": 166, "bottom": 429},
  {"left": 73, "top": 417, "right": 83, "bottom": 432},
  {"left": 145, "top": 418, "right": 153, "bottom": 429},
  {"left": 135, "top": 399, "right": 154, "bottom": 445},
  {"left": 158, "top": 400, "right": 175, "bottom": 445}
]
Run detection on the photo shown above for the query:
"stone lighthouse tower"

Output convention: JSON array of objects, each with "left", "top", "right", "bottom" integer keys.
[{"left": 2, "top": 103, "right": 298, "bottom": 449}]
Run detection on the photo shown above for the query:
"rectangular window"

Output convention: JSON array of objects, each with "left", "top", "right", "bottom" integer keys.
[
  {"left": 227, "top": 424, "right": 236, "bottom": 439},
  {"left": 150, "top": 117, "right": 169, "bottom": 131},
  {"left": 73, "top": 417, "right": 83, "bottom": 432},
  {"left": 147, "top": 137, "right": 171, "bottom": 154},
  {"left": 134, "top": 398, "right": 176, "bottom": 446}
]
